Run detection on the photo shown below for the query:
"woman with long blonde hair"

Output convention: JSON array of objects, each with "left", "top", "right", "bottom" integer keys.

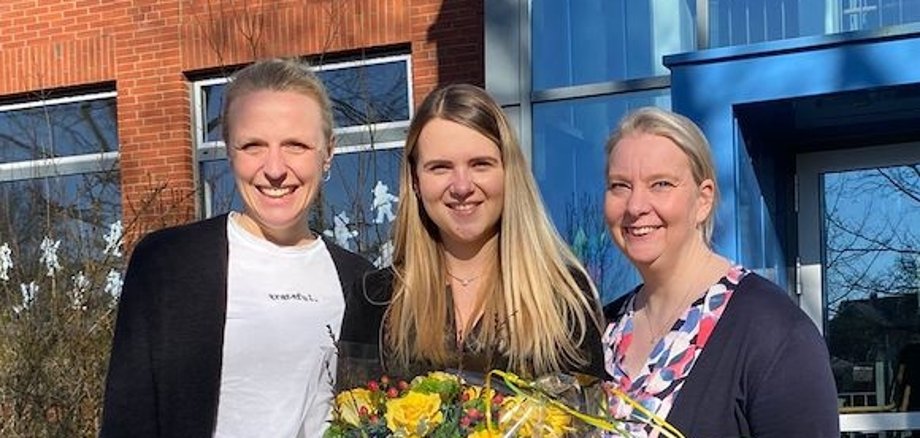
[{"left": 341, "top": 84, "right": 604, "bottom": 379}]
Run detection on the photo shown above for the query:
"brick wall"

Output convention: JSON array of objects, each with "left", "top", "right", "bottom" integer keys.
[{"left": 0, "top": 0, "right": 483, "bottom": 237}]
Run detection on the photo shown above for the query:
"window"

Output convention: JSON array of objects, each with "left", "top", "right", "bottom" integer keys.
[
  {"left": 709, "top": 0, "right": 920, "bottom": 48},
  {"left": 192, "top": 55, "right": 412, "bottom": 264},
  {"left": 0, "top": 92, "right": 122, "bottom": 298},
  {"left": 532, "top": 90, "right": 671, "bottom": 301},
  {"left": 532, "top": 0, "right": 696, "bottom": 90}
]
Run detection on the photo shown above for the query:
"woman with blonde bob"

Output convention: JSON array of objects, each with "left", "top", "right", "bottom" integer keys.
[
  {"left": 600, "top": 107, "right": 838, "bottom": 436},
  {"left": 341, "top": 84, "right": 605, "bottom": 378}
]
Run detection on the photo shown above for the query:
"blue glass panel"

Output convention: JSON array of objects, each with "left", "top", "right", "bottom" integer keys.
[
  {"left": 0, "top": 98, "right": 118, "bottom": 163},
  {"left": 710, "top": 0, "right": 920, "bottom": 48},
  {"left": 202, "top": 60, "right": 410, "bottom": 143},
  {"left": 532, "top": 90, "right": 671, "bottom": 303},
  {"left": 318, "top": 60, "right": 410, "bottom": 129},
  {"left": 322, "top": 147, "right": 402, "bottom": 265},
  {"left": 199, "top": 147, "right": 402, "bottom": 264},
  {"left": 823, "top": 164, "right": 920, "bottom": 413},
  {"left": 532, "top": 0, "right": 696, "bottom": 90},
  {"left": 0, "top": 171, "right": 121, "bottom": 269}
]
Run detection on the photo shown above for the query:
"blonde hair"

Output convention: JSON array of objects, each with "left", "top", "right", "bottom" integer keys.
[
  {"left": 221, "top": 58, "right": 335, "bottom": 153},
  {"left": 605, "top": 107, "right": 720, "bottom": 244},
  {"left": 386, "top": 84, "right": 602, "bottom": 377}
]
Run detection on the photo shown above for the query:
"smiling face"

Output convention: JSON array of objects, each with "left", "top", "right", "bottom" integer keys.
[
  {"left": 413, "top": 118, "right": 505, "bottom": 252},
  {"left": 604, "top": 132, "right": 714, "bottom": 272},
  {"left": 225, "top": 90, "right": 332, "bottom": 244}
]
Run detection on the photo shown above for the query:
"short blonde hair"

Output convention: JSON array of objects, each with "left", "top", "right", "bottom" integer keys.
[
  {"left": 221, "top": 58, "right": 335, "bottom": 151},
  {"left": 605, "top": 107, "right": 720, "bottom": 244}
]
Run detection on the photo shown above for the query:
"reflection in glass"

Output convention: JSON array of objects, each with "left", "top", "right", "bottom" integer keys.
[
  {"left": 318, "top": 61, "right": 410, "bottom": 129},
  {"left": 532, "top": 0, "right": 696, "bottom": 90},
  {"left": 200, "top": 59, "right": 410, "bottom": 143},
  {"left": 824, "top": 164, "right": 919, "bottom": 415},
  {"left": 532, "top": 91, "right": 670, "bottom": 302},
  {"left": 710, "top": 0, "right": 920, "bottom": 48},
  {"left": 0, "top": 98, "right": 118, "bottom": 163},
  {"left": 0, "top": 170, "right": 121, "bottom": 277}
]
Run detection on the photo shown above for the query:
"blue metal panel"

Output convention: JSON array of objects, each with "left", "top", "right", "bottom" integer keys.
[{"left": 664, "top": 26, "right": 920, "bottom": 270}]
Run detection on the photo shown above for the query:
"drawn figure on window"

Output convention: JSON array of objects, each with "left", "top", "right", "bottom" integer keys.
[
  {"left": 373, "top": 240, "right": 394, "bottom": 268},
  {"left": 324, "top": 211, "right": 359, "bottom": 249},
  {"left": 371, "top": 181, "right": 398, "bottom": 224}
]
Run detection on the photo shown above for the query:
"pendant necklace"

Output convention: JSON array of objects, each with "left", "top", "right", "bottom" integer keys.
[{"left": 447, "top": 271, "right": 479, "bottom": 288}]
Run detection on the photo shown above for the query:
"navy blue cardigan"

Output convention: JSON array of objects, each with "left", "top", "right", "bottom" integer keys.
[
  {"left": 100, "top": 214, "right": 373, "bottom": 438},
  {"left": 604, "top": 272, "right": 840, "bottom": 438}
]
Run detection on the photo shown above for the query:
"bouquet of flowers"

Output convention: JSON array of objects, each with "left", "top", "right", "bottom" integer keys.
[{"left": 326, "top": 370, "right": 686, "bottom": 438}]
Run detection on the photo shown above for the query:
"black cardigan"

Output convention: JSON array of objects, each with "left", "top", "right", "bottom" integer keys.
[
  {"left": 339, "top": 268, "right": 608, "bottom": 380},
  {"left": 100, "top": 214, "right": 373, "bottom": 438},
  {"left": 604, "top": 272, "right": 840, "bottom": 438}
]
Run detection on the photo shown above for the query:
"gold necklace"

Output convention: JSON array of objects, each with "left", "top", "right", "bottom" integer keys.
[
  {"left": 640, "top": 283, "right": 699, "bottom": 345},
  {"left": 640, "top": 253, "right": 715, "bottom": 345},
  {"left": 447, "top": 271, "right": 479, "bottom": 287}
]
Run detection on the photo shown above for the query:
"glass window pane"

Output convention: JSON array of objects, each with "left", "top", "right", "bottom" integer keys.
[
  {"left": 710, "top": 0, "right": 920, "bottom": 48},
  {"left": 532, "top": 0, "right": 696, "bottom": 90},
  {"left": 318, "top": 60, "right": 411, "bottom": 129},
  {"left": 322, "top": 148, "right": 402, "bottom": 266},
  {"left": 824, "top": 164, "right": 920, "bottom": 414},
  {"left": 202, "top": 84, "right": 225, "bottom": 143},
  {"left": 532, "top": 90, "right": 671, "bottom": 302},
  {"left": 0, "top": 171, "right": 122, "bottom": 276},
  {"left": 0, "top": 98, "right": 118, "bottom": 163},
  {"left": 199, "top": 58, "right": 411, "bottom": 144}
]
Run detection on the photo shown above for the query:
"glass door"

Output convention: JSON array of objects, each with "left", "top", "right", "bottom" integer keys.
[{"left": 798, "top": 142, "right": 920, "bottom": 436}]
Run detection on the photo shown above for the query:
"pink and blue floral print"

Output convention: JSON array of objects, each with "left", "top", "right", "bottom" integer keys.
[{"left": 602, "top": 266, "right": 748, "bottom": 437}]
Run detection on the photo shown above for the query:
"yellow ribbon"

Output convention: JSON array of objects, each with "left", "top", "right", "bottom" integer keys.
[{"left": 483, "top": 370, "right": 685, "bottom": 438}]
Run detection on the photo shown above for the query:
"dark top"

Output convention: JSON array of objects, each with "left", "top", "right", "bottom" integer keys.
[
  {"left": 339, "top": 267, "right": 608, "bottom": 382},
  {"left": 100, "top": 214, "right": 373, "bottom": 438},
  {"left": 604, "top": 272, "right": 840, "bottom": 438}
]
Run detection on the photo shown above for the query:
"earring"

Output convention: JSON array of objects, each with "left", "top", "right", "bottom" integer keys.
[{"left": 323, "top": 168, "right": 331, "bottom": 182}]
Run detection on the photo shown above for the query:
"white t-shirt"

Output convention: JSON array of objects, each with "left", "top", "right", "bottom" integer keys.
[{"left": 214, "top": 215, "right": 344, "bottom": 438}]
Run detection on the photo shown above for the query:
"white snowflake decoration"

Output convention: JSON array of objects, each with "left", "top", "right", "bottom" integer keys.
[
  {"left": 103, "top": 220, "right": 124, "bottom": 258},
  {"left": 371, "top": 181, "right": 398, "bottom": 224},
  {"left": 104, "top": 269, "right": 123, "bottom": 299},
  {"left": 70, "top": 271, "right": 91, "bottom": 310},
  {"left": 0, "top": 242, "right": 12, "bottom": 282},
  {"left": 39, "top": 236, "right": 62, "bottom": 277},
  {"left": 322, "top": 211, "right": 359, "bottom": 250},
  {"left": 13, "top": 282, "right": 38, "bottom": 314},
  {"left": 373, "top": 240, "right": 394, "bottom": 268}
]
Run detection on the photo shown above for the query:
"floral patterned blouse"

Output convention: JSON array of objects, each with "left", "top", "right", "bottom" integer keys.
[{"left": 602, "top": 266, "right": 748, "bottom": 436}]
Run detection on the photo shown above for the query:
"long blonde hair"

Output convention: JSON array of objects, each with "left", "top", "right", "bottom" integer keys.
[{"left": 386, "top": 84, "right": 602, "bottom": 377}]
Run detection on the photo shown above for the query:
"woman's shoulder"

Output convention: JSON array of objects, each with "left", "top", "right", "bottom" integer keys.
[
  {"left": 731, "top": 272, "right": 810, "bottom": 324},
  {"left": 722, "top": 271, "right": 825, "bottom": 351},
  {"left": 132, "top": 214, "right": 228, "bottom": 259}
]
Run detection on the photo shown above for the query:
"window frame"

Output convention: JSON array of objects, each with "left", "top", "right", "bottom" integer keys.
[
  {"left": 191, "top": 54, "right": 413, "bottom": 161},
  {"left": 0, "top": 91, "right": 119, "bottom": 183}
]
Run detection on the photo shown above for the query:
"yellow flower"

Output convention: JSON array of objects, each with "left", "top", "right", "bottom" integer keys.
[
  {"left": 385, "top": 391, "right": 444, "bottom": 437},
  {"left": 334, "top": 388, "right": 375, "bottom": 426},
  {"left": 499, "top": 396, "right": 572, "bottom": 437},
  {"left": 467, "top": 428, "right": 502, "bottom": 438}
]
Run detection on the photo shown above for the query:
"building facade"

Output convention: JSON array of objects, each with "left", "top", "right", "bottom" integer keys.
[
  {"left": 0, "top": 0, "right": 483, "bottom": 264},
  {"left": 486, "top": 0, "right": 920, "bottom": 434}
]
